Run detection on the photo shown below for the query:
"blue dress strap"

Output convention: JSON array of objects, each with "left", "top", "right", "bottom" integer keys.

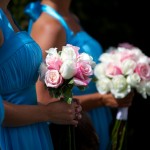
[
  {"left": 24, "top": 2, "right": 42, "bottom": 22},
  {"left": 24, "top": 2, "right": 72, "bottom": 41}
]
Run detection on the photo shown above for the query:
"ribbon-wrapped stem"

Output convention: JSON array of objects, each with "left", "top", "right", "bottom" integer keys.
[{"left": 111, "top": 107, "right": 128, "bottom": 150}]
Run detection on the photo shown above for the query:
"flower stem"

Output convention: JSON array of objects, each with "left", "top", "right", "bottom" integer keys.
[
  {"left": 118, "top": 121, "right": 127, "bottom": 150},
  {"left": 111, "top": 120, "right": 127, "bottom": 150}
]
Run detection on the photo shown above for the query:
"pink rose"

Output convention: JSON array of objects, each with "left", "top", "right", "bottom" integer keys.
[
  {"left": 46, "top": 55, "right": 62, "bottom": 70},
  {"left": 73, "top": 63, "right": 93, "bottom": 86},
  {"left": 73, "top": 62, "right": 93, "bottom": 86},
  {"left": 76, "top": 61, "right": 93, "bottom": 77},
  {"left": 73, "top": 77, "right": 91, "bottom": 86},
  {"left": 120, "top": 50, "right": 135, "bottom": 62},
  {"left": 106, "top": 63, "right": 122, "bottom": 77},
  {"left": 135, "top": 63, "right": 150, "bottom": 80},
  {"left": 45, "top": 70, "right": 63, "bottom": 88}
]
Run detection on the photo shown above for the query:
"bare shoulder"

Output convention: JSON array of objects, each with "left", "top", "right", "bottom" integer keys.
[
  {"left": 30, "top": 13, "right": 66, "bottom": 53},
  {"left": 32, "top": 13, "right": 65, "bottom": 37}
]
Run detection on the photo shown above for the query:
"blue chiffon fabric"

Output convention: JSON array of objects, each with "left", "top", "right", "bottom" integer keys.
[
  {"left": 0, "top": 9, "right": 53, "bottom": 150},
  {"left": 25, "top": 2, "right": 112, "bottom": 150},
  {"left": 0, "top": 96, "right": 4, "bottom": 124}
]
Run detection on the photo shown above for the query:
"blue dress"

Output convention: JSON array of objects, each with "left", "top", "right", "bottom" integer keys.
[
  {"left": 0, "top": 96, "right": 4, "bottom": 124},
  {"left": 25, "top": 2, "right": 112, "bottom": 150},
  {"left": 0, "top": 9, "right": 53, "bottom": 150}
]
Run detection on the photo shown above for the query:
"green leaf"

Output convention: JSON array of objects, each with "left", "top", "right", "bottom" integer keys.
[
  {"left": 91, "top": 76, "right": 98, "bottom": 82},
  {"left": 77, "top": 86, "right": 86, "bottom": 91},
  {"left": 68, "top": 79, "right": 74, "bottom": 84}
]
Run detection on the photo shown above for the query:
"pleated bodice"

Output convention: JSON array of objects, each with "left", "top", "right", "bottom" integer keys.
[{"left": 0, "top": 8, "right": 53, "bottom": 150}]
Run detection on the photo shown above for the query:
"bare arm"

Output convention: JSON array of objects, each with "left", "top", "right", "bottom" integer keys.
[
  {"left": 30, "top": 15, "right": 66, "bottom": 58},
  {"left": 74, "top": 92, "right": 134, "bottom": 111},
  {"left": 3, "top": 101, "right": 47, "bottom": 126},
  {"left": 30, "top": 15, "right": 66, "bottom": 104},
  {"left": 3, "top": 100, "right": 81, "bottom": 127}
]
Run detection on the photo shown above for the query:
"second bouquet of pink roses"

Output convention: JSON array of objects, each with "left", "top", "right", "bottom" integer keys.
[{"left": 94, "top": 44, "right": 150, "bottom": 150}]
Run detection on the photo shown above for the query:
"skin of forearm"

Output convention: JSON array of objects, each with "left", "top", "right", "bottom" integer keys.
[
  {"left": 74, "top": 93, "right": 105, "bottom": 111},
  {"left": 74, "top": 92, "right": 132, "bottom": 111},
  {"left": 2, "top": 101, "right": 48, "bottom": 127}
]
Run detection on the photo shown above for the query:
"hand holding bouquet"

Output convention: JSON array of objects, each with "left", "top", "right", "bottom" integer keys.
[
  {"left": 94, "top": 43, "right": 150, "bottom": 150},
  {"left": 39, "top": 44, "right": 96, "bottom": 150}
]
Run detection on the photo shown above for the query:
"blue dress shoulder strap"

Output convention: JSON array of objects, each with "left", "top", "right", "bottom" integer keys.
[
  {"left": 24, "top": 2, "right": 72, "bottom": 41},
  {"left": 0, "top": 8, "right": 15, "bottom": 41}
]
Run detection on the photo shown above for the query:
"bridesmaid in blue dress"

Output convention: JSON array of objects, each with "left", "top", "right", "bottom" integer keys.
[
  {"left": 0, "top": 1, "right": 82, "bottom": 150},
  {"left": 24, "top": 1, "right": 133, "bottom": 150}
]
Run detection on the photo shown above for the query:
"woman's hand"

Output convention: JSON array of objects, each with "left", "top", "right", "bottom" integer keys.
[
  {"left": 45, "top": 100, "right": 82, "bottom": 126},
  {"left": 102, "top": 91, "right": 134, "bottom": 108}
]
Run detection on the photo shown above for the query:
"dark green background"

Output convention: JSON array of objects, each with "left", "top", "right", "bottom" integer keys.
[
  {"left": 10, "top": 1, "right": 150, "bottom": 150},
  {"left": 11, "top": 0, "right": 149, "bottom": 52}
]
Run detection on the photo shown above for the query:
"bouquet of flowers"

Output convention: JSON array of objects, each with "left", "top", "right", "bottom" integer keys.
[
  {"left": 39, "top": 44, "right": 96, "bottom": 150},
  {"left": 94, "top": 43, "right": 150, "bottom": 150}
]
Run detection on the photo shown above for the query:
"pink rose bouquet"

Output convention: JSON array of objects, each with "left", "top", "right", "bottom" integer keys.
[
  {"left": 94, "top": 43, "right": 150, "bottom": 150},
  {"left": 40, "top": 44, "right": 95, "bottom": 104},
  {"left": 39, "top": 44, "right": 95, "bottom": 150}
]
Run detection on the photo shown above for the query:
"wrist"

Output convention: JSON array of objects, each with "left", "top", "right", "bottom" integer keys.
[
  {"left": 38, "top": 105, "right": 50, "bottom": 122},
  {"left": 97, "top": 93, "right": 105, "bottom": 106}
]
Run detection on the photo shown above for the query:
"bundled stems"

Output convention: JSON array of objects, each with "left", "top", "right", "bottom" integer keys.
[
  {"left": 111, "top": 120, "right": 127, "bottom": 150},
  {"left": 110, "top": 107, "right": 128, "bottom": 150}
]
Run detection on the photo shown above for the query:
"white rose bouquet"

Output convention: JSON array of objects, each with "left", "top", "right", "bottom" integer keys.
[
  {"left": 39, "top": 44, "right": 95, "bottom": 150},
  {"left": 94, "top": 43, "right": 150, "bottom": 150}
]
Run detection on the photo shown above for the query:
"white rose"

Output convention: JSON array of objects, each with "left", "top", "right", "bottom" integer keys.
[
  {"left": 60, "top": 60, "right": 77, "bottom": 79},
  {"left": 99, "top": 53, "right": 118, "bottom": 63},
  {"left": 96, "top": 77, "right": 111, "bottom": 94},
  {"left": 145, "top": 81, "right": 150, "bottom": 96},
  {"left": 61, "top": 46, "right": 77, "bottom": 62},
  {"left": 78, "top": 53, "right": 96, "bottom": 68},
  {"left": 111, "top": 75, "right": 131, "bottom": 98},
  {"left": 126, "top": 73, "right": 141, "bottom": 87},
  {"left": 132, "top": 47, "right": 144, "bottom": 60},
  {"left": 138, "top": 55, "right": 150, "bottom": 64},
  {"left": 46, "top": 48, "right": 58, "bottom": 55},
  {"left": 121, "top": 59, "right": 136, "bottom": 75},
  {"left": 136, "top": 81, "right": 147, "bottom": 99},
  {"left": 94, "top": 63, "right": 106, "bottom": 79}
]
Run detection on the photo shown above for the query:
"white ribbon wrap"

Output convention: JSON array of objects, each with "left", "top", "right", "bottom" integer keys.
[{"left": 116, "top": 107, "right": 128, "bottom": 120}]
